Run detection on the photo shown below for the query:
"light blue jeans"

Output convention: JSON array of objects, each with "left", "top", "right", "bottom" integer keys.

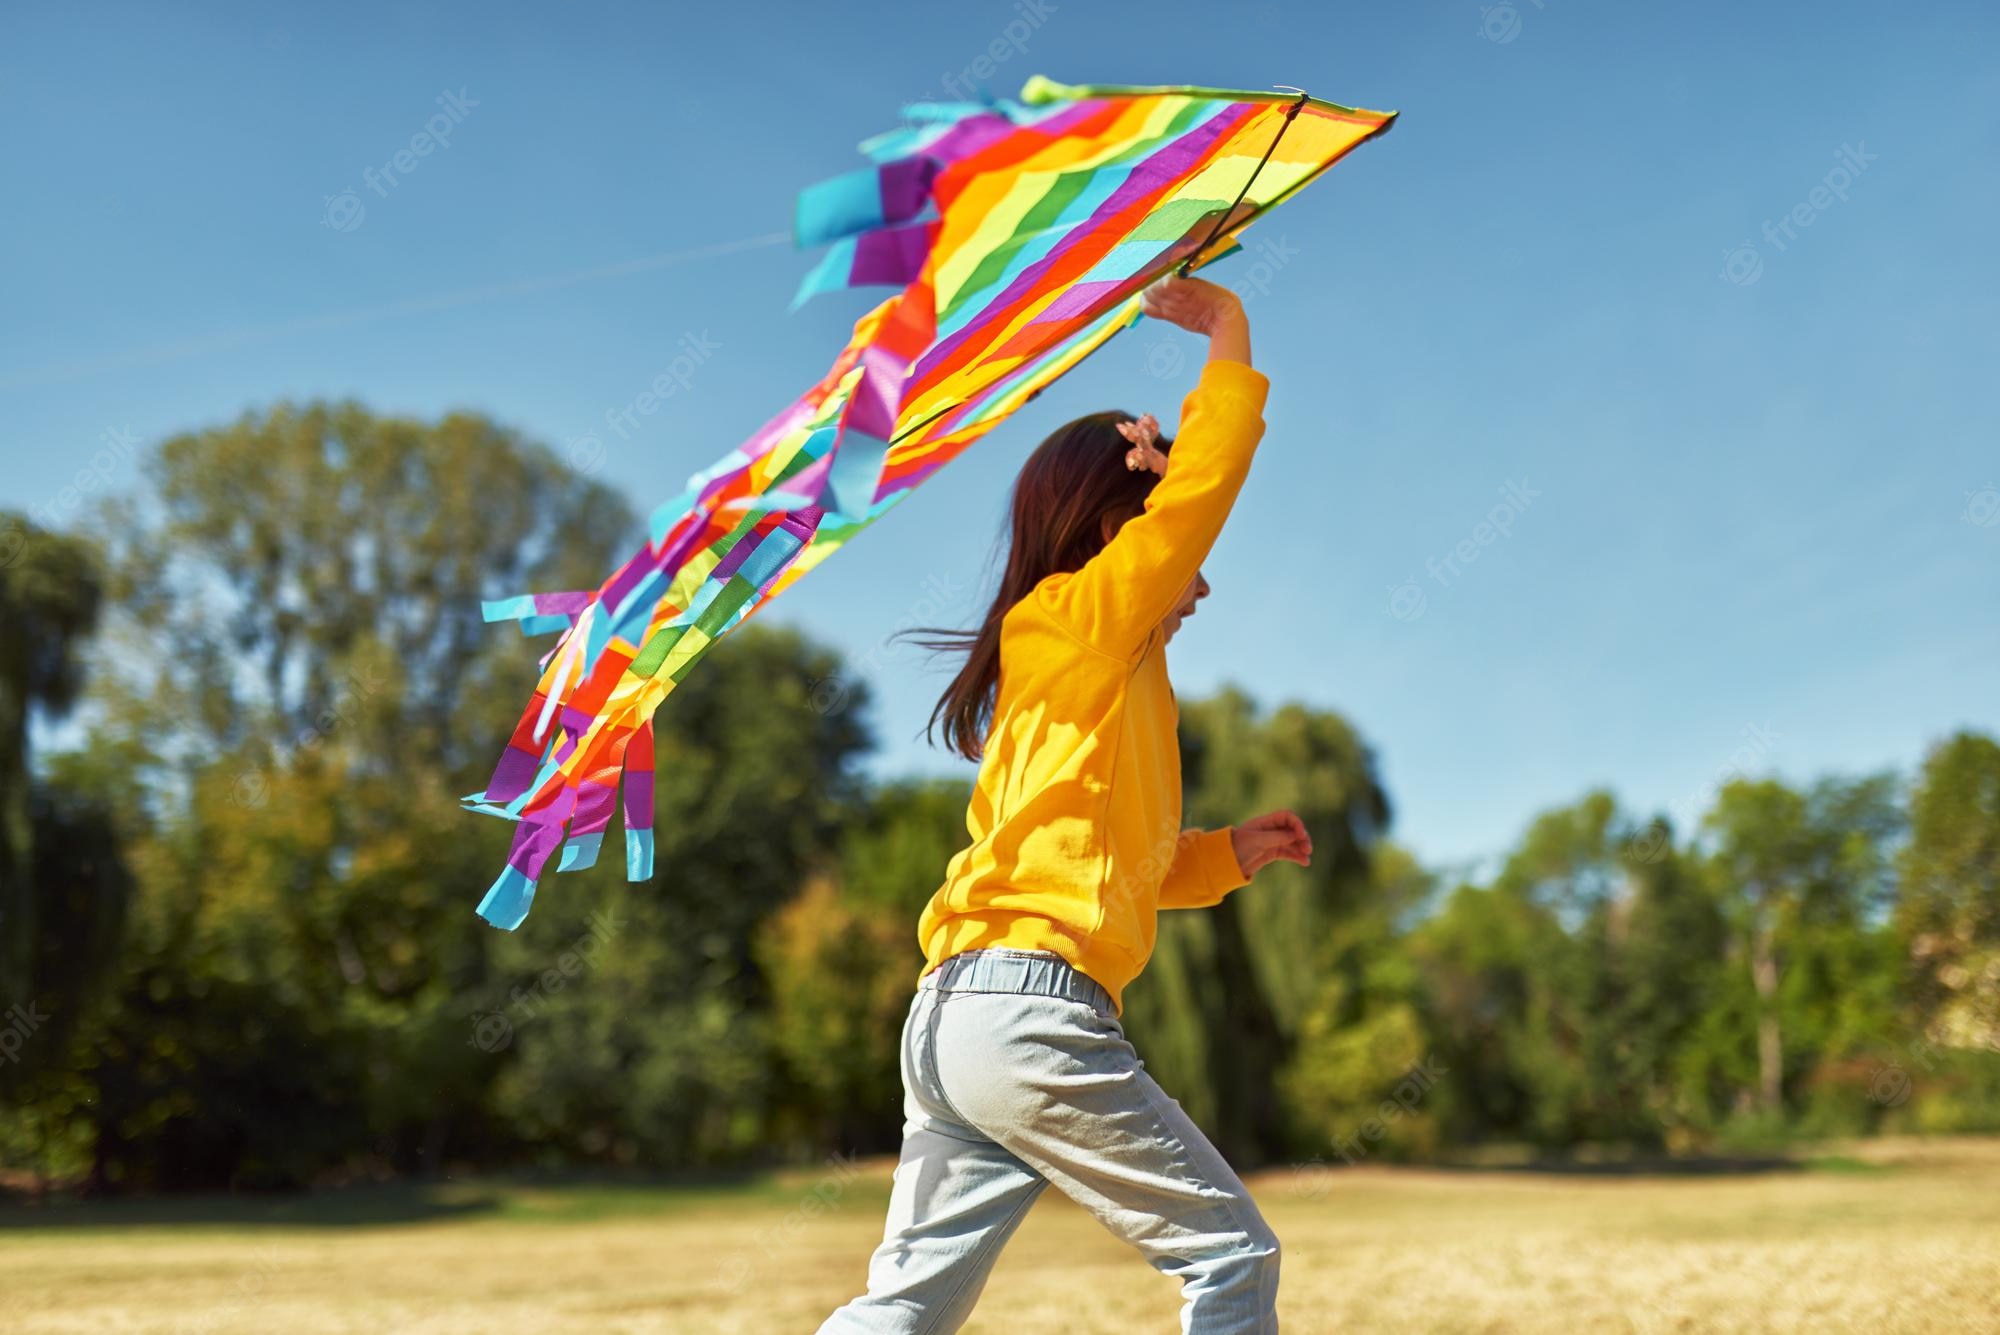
[{"left": 818, "top": 948, "right": 1281, "bottom": 1333}]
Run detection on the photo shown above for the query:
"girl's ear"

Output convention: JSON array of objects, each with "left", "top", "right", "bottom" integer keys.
[{"left": 1099, "top": 513, "right": 1119, "bottom": 547}]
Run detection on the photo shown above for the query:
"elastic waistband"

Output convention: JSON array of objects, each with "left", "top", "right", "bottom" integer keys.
[{"left": 921, "top": 949, "right": 1114, "bottom": 1017}]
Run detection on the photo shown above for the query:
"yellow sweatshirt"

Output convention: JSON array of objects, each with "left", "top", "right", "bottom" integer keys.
[{"left": 916, "top": 359, "right": 1270, "bottom": 1014}]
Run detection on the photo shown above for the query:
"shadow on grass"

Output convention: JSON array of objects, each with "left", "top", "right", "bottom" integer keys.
[
  {"left": 0, "top": 1163, "right": 891, "bottom": 1231},
  {"left": 1424, "top": 1154, "right": 1809, "bottom": 1177},
  {"left": 0, "top": 1181, "right": 505, "bottom": 1231}
]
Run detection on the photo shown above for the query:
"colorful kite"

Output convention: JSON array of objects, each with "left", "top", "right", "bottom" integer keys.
[{"left": 467, "top": 76, "right": 1396, "bottom": 929}]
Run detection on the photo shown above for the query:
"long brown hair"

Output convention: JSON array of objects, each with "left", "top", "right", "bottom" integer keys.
[{"left": 909, "top": 411, "right": 1172, "bottom": 761}]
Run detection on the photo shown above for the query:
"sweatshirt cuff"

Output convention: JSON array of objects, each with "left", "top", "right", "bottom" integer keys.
[
  {"left": 1197, "top": 827, "right": 1251, "bottom": 896},
  {"left": 1192, "top": 359, "right": 1270, "bottom": 415}
]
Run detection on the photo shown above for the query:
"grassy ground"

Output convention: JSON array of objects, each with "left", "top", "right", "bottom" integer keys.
[{"left": 4, "top": 1139, "right": 1997, "bottom": 1333}]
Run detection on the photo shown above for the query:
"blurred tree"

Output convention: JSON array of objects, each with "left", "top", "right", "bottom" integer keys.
[
  {"left": 1122, "top": 688, "right": 1390, "bottom": 1166},
  {"left": 1898, "top": 732, "right": 2000, "bottom": 1053},
  {"left": 1703, "top": 775, "right": 1901, "bottom": 1118},
  {"left": 1282, "top": 843, "right": 1437, "bottom": 1160},
  {"left": 40, "top": 403, "right": 634, "bottom": 1187},
  {"left": 754, "top": 777, "right": 974, "bottom": 1153},
  {"left": 0, "top": 517, "right": 130, "bottom": 1087},
  {"left": 486, "top": 626, "right": 872, "bottom": 1167}
]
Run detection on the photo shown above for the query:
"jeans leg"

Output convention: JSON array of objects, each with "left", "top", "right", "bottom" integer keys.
[
  {"left": 818, "top": 992, "right": 1049, "bottom": 1335},
  {"left": 933, "top": 993, "right": 1281, "bottom": 1335}
]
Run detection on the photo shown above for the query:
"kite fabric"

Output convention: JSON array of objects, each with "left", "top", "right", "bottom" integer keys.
[{"left": 466, "top": 75, "right": 1397, "bottom": 929}]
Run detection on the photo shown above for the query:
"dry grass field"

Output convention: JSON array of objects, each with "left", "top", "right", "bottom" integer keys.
[{"left": 4, "top": 1139, "right": 1998, "bottom": 1334}]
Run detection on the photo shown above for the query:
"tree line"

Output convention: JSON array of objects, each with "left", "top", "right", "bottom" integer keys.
[{"left": 1, "top": 402, "right": 1995, "bottom": 1192}]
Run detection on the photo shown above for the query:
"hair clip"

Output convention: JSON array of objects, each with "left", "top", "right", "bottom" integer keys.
[{"left": 1116, "top": 413, "right": 1167, "bottom": 475}]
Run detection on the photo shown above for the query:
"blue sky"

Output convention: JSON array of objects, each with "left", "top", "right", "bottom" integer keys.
[{"left": 3, "top": 0, "right": 1995, "bottom": 872}]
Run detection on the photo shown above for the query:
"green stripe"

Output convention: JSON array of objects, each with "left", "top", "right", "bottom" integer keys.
[
  {"left": 1018, "top": 74, "right": 1398, "bottom": 127},
  {"left": 630, "top": 624, "right": 685, "bottom": 678}
]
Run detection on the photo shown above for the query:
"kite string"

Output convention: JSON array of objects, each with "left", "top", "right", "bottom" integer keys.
[{"left": 1177, "top": 89, "right": 1311, "bottom": 279}]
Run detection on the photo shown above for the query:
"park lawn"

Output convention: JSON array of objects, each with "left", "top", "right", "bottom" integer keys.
[{"left": 3, "top": 1139, "right": 1997, "bottom": 1334}]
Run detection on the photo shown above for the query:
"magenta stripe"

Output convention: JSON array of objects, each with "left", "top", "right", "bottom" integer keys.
[
  {"left": 850, "top": 221, "right": 938, "bottom": 286},
  {"left": 485, "top": 746, "right": 540, "bottom": 803},
  {"left": 622, "top": 770, "right": 655, "bottom": 830},
  {"left": 505, "top": 793, "right": 575, "bottom": 878},
  {"left": 570, "top": 779, "right": 617, "bottom": 836},
  {"left": 914, "top": 103, "right": 1249, "bottom": 381}
]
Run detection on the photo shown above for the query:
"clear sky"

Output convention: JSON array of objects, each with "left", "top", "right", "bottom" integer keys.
[{"left": 3, "top": 0, "right": 1995, "bottom": 873}]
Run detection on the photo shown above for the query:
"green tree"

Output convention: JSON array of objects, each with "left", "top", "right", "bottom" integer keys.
[
  {"left": 0, "top": 517, "right": 128, "bottom": 1087},
  {"left": 1898, "top": 731, "right": 2000, "bottom": 1053},
  {"left": 1123, "top": 687, "right": 1390, "bottom": 1166},
  {"left": 41, "top": 402, "right": 634, "bottom": 1187},
  {"left": 1703, "top": 775, "right": 1901, "bottom": 1119}
]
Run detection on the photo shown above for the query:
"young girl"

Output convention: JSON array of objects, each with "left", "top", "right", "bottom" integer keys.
[{"left": 818, "top": 276, "right": 1312, "bottom": 1335}]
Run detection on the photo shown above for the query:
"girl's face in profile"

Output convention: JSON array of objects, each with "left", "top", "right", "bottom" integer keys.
[{"left": 1161, "top": 569, "right": 1210, "bottom": 644}]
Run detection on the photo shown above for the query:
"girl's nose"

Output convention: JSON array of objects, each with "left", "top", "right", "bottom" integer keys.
[{"left": 1194, "top": 571, "right": 1211, "bottom": 601}]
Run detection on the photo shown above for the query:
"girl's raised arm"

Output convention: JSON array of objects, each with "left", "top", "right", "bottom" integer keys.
[{"left": 1036, "top": 278, "right": 1269, "bottom": 658}]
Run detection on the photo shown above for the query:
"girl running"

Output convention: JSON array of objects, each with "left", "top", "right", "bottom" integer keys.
[{"left": 819, "top": 275, "right": 1312, "bottom": 1334}]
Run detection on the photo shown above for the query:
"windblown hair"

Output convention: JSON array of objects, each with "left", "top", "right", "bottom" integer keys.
[{"left": 909, "top": 411, "right": 1172, "bottom": 761}]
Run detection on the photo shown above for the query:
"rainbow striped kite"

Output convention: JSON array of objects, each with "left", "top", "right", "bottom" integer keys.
[{"left": 468, "top": 76, "right": 1396, "bottom": 928}]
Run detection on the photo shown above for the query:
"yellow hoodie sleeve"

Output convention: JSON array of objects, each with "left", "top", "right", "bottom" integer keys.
[
  {"left": 1158, "top": 827, "right": 1251, "bottom": 909},
  {"left": 1036, "top": 359, "right": 1270, "bottom": 658}
]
